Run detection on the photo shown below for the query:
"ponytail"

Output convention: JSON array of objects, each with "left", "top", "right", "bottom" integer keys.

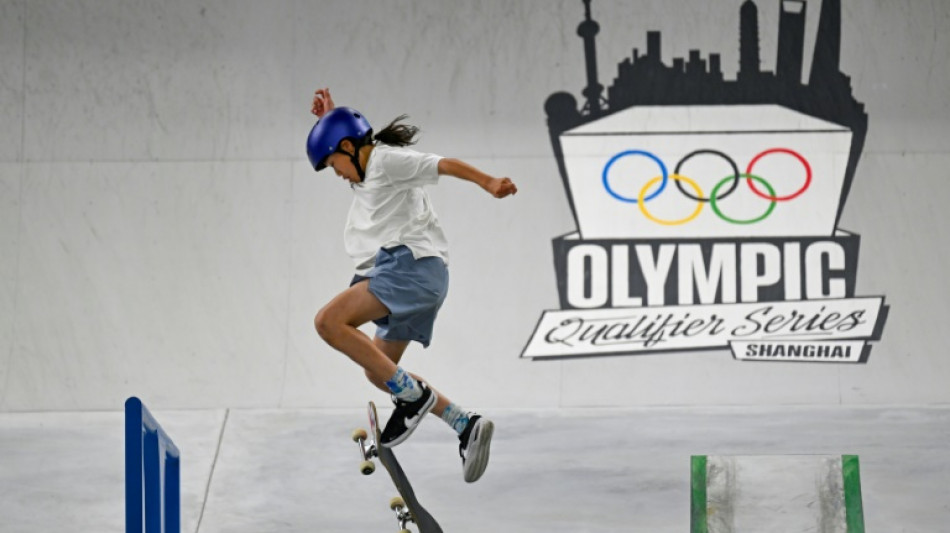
[{"left": 372, "top": 115, "right": 420, "bottom": 147}]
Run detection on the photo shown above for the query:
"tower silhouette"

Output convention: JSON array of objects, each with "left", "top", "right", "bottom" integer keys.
[
  {"left": 739, "top": 0, "right": 761, "bottom": 80},
  {"left": 777, "top": 0, "right": 807, "bottom": 84},
  {"left": 578, "top": 0, "right": 605, "bottom": 116},
  {"left": 810, "top": 0, "right": 842, "bottom": 86}
]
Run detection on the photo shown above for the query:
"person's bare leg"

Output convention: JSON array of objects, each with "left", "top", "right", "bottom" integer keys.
[
  {"left": 314, "top": 280, "right": 399, "bottom": 385},
  {"left": 368, "top": 336, "right": 451, "bottom": 417}
]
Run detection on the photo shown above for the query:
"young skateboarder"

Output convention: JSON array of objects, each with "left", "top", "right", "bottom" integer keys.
[{"left": 308, "top": 88, "right": 516, "bottom": 482}]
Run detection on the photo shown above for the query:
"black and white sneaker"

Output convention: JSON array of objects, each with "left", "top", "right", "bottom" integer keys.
[
  {"left": 380, "top": 382, "right": 437, "bottom": 448},
  {"left": 459, "top": 414, "right": 494, "bottom": 483}
]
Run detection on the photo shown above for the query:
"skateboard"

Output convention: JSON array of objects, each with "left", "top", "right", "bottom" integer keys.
[{"left": 352, "top": 401, "right": 443, "bottom": 533}]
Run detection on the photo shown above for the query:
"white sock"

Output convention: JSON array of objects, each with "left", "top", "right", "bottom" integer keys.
[
  {"left": 441, "top": 403, "right": 471, "bottom": 435},
  {"left": 384, "top": 367, "right": 422, "bottom": 402}
]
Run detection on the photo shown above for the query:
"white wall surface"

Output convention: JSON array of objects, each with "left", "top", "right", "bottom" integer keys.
[{"left": 1, "top": 0, "right": 948, "bottom": 411}]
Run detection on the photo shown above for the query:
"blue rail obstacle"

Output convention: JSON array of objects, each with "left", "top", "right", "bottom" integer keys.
[{"left": 125, "top": 397, "right": 181, "bottom": 533}]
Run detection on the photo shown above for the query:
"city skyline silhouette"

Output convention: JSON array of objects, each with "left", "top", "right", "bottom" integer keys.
[{"left": 545, "top": 0, "right": 868, "bottom": 231}]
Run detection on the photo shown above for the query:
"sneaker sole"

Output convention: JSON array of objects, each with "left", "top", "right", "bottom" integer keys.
[
  {"left": 381, "top": 390, "right": 438, "bottom": 449},
  {"left": 463, "top": 419, "right": 494, "bottom": 483}
]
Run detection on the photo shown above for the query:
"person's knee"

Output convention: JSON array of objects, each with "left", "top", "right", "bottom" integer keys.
[{"left": 314, "top": 306, "right": 338, "bottom": 344}]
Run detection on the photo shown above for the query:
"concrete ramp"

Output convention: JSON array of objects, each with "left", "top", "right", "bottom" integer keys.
[{"left": 691, "top": 455, "right": 865, "bottom": 533}]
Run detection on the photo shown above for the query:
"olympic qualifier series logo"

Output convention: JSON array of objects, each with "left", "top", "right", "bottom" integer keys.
[{"left": 522, "top": 0, "right": 888, "bottom": 363}]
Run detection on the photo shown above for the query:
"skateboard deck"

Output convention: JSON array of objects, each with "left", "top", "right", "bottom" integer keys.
[{"left": 352, "top": 401, "right": 443, "bottom": 533}]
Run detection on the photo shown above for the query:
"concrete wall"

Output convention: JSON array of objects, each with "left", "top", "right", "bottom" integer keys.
[{"left": 1, "top": 0, "right": 947, "bottom": 411}]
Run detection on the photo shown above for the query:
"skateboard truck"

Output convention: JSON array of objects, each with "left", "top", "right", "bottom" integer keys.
[
  {"left": 390, "top": 497, "right": 412, "bottom": 533},
  {"left": 352, "top": 428, "right": 376, "bottom": 475}
]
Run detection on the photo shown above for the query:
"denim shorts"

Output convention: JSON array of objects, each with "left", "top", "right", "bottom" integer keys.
[{"left": 350, "top": 246, "right": 449, "bottom": 347}]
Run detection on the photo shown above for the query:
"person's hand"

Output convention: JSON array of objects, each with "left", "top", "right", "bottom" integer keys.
[
  {"left": 487, "top": 177, "right": 518, "bottom": 198},
  {"left": 311, "top": 87, "right": 335, "bottom": 117}
]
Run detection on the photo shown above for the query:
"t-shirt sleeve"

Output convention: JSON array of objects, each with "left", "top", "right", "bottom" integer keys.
[{"left": 378, "top": 147, "right": 442, "bottom": 189}]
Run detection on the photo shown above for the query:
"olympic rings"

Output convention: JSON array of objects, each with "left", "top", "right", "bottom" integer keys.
[
  {"left": 711, "top": 174, "right": 777, "bottom": 224},
  {"left": 601, "top": 148, "right": 811, "bottom": 224},
  {"left": 602, "top": 150, "right": 668, "bottom": 203},
  {"left": 674, "top": 149, "right": 740, "bottom": 202},
  {"left": 638, "top": 174, "right": 705, "bottom": 225},
  {"left": 745, "top": 148, "right": 812, "bottom": 201}
]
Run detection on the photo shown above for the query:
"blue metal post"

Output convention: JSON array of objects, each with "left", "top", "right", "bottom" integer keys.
[
  {"left": 165, "top": 455, "right": 181, "bottom": 532},
  {"left": 126, "top": 396, "right": 181, "bottom": 533},
  {"left": 125, "top": 397, "right": 144, "bottom": 533},
  {"left": 143, "top": 430, "right": 162, "bottom": 533}
]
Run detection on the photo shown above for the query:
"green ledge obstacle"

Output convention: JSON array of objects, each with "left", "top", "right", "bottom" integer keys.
[{"left": 691, "top": 455, "right": 865, "bottom": 533}]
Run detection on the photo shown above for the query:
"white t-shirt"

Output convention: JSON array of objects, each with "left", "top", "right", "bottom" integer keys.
[{"left": 344, "top": 143, "right": 449, "bottom": 274}]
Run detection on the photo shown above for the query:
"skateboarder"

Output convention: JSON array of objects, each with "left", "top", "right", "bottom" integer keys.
[{"left": 309, "top": 88, "right": 515, "bottom": 483}]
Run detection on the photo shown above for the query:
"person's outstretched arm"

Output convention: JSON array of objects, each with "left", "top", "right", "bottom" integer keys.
[{"left": 438, "top": 158, "right": 518, "bottom": 199}]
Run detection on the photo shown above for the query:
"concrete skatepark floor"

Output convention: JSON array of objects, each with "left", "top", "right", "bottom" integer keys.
[{"left": 1, "top": 405, "right": 947, "bottom": 532}]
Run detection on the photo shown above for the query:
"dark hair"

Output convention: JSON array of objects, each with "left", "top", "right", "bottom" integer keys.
[{"left": 372, "top": 115, "right": 420, "bottom": 147}]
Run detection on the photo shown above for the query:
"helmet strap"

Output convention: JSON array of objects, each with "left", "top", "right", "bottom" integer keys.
[
  {"left": 350, "top": 150, "right": 366, "bottom": 182},
  {"left": 339, "top": 134, "right": 371, "bottom": 182}
]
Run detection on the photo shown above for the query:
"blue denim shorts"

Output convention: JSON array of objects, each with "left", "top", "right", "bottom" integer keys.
[{"left": 350, "top": 246, "right": 449, "bottom": 347}]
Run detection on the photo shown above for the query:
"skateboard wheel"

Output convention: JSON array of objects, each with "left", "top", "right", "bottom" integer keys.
[
  {"left": 360, "top": 460, "right": 376, "bottom": 475},
  {"left": 351, "top": 428, "right": 368, "bottom": 442},
  {"left": 389, "top": 496, "right": 405, "bottom": 510}
]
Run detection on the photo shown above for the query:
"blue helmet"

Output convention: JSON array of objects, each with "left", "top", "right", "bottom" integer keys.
[{"left": 306, "top": 107, "right": 373, "bottom": 171}]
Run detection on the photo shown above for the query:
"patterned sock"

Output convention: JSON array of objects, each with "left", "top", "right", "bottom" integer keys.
[
  {"left": 441, "top": 403, "right": 471, "bottom": 435},
  {"left": 385, "top": 367, "right": 422, "bottom": 403}
]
